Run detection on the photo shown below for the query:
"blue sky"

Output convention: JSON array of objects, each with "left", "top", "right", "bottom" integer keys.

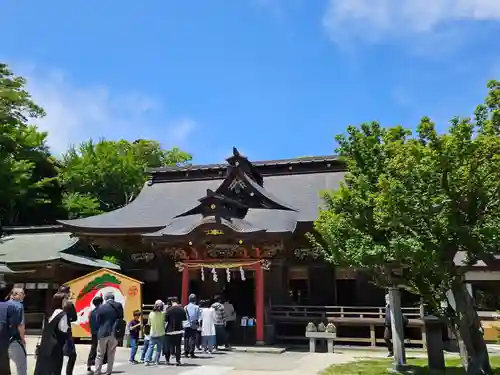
[{"left": 2, "top": 0, "right": 500, "bottom": 163}]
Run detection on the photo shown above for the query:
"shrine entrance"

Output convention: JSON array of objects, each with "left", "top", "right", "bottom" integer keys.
[
  {"left": 176, "top": 259, "right": 269, "bottom": 344},
  {"left": 189, "top": 269, "right": 255, "bottom": 317},
  {"left": 223, "top": 272, "right": 255, "bottom": 317}
]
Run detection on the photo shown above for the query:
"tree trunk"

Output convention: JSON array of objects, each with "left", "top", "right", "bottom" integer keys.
[{"left": 451, "top": 282, "right": 491, "bottom": 375}]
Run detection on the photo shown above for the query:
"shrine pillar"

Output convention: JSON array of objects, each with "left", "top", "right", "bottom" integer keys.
[
  {"left": 255, "top": 262, "right": 265, "bottom": 345},
  {"left": 181, "top": 266, "right": 189, "bottom": 306}
]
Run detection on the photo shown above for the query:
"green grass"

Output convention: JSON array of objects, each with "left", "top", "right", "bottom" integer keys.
[{"left": 321, "top": 356, "right": 500, "bottom": 375}]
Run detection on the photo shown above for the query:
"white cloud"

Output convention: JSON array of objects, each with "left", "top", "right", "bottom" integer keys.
[
  {"left": 11, "top": 63, "right": 196, "bottom": 154},
  {"left": 323, "top": 0, "right": 500, "bottom": 43}
]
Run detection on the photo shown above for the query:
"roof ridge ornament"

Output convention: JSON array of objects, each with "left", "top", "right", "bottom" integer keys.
[{"left": 225, "top": 147, "right": 264, "bottom": 186}]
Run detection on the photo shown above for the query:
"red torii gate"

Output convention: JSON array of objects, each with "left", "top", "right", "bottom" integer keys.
[{"left": 175, "top": 255, "right": 270, "bottom": 345}]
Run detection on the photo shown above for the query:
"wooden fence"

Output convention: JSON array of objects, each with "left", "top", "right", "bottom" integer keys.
[{"left": 270, "top": 305, "right": 425, "bottom": 347}]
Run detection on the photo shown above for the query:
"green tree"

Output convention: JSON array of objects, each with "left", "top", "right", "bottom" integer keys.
[
  {"left": 60, "top": 138, "right": 192, "bottom": 217},
  {"left": 0, "top": 63, "right": 63, "bottom": 226},
  {"left": 313, "top": 80, "right": 500, "bottom": 374}
]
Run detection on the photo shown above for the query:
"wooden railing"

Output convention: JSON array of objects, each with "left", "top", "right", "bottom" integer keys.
[
  {"left": 271, "top": 305, "right": 422, "bottom": 320},
  {"left": 271, "top": 305, "right": 424, "bottom": 347}
]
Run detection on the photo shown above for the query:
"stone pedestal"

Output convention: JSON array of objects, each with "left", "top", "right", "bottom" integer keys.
[
  {"left": 423, "top": 314, "right": 445, "bottom": 371},
  {"left": 305, "top": 331, "right": 336, "bottom": 353}
]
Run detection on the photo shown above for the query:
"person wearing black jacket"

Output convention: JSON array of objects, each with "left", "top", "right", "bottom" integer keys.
[
  {"left": 59, "top": 286, "right": 77, "bottom": 375},
  {"left": 86, "top": 296, "right": 103, "bottom": 374},
  {"left": 164, "top": 297, "right": 187, "bottom": 366},
  {"left": 95, "top": 292, "right": 124, "bottom": 375}
]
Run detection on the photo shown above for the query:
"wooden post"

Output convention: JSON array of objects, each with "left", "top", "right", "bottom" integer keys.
[
  {"left": 370, "top": 324, "right": 376, "bottom": 346},
  {"left": 181, "top": 267, "right": 189, "bottom": 306},
  {"left": 255, "top": 263, "right": 265, "bottom": 345},
  {"left": 388, "top": 287, "right": 407, "bottom": 371}
]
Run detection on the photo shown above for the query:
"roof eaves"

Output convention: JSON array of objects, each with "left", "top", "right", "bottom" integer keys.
[
  {"left": 148, "top": 155, "right": 340, "bottom": 173},
  {"left": 2, "top": 225, "right": 66, "bottom": 235},
  {"left": 57, "top": 221, "right": 165, "bottom": 235}
]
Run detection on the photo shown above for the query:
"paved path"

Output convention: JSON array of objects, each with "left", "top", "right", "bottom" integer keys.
[
  {"left": 12, "top": 340, "right": 424, "bottom": 375},
  {"left": 12, "top": 336, "right": 500, "bottom": 375}
]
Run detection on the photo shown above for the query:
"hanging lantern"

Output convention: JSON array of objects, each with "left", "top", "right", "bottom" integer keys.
[
  {"left": 201, "top": 266, "right": 205, "bottom": 281},
  {"left": 226, "top": 268, "right": 231, "bottom": 282},
  {"left": 212, "top": 267, "right": 218, "bottom": 282},
  {"left": 240, "top": 266, "right": 246, "bottom": 281}
]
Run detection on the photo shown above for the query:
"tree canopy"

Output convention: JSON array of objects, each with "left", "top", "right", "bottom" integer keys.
[
  {"left": 60, "top": 139, "right": 192, "bottom": 218},
  {"left": 0, "top": 62, "right": 193, "bottom": 223},
  {"left": 0, "top": 63, "right": 64, "bottom": 226},
  {"left": 313, "top": 80, "right": 500, "bottom": 374}
]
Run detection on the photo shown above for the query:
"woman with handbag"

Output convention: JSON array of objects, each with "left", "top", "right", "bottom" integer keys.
[{"left": 34, "top": 293, "right": 70, "bottom": 375}]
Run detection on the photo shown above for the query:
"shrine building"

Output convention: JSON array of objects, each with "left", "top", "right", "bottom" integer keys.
[{"left": 57, "top": 148, "right": 409, "bottom": 345}]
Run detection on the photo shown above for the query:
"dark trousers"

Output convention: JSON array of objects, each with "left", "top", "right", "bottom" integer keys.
[
  {"left": 184, "top": 328, "right": 197, "bottom": 356},
  {"left": 196, "top": 330, "right": 202, "bottom": 349},
  {"left": 215, "top": 325, "right": 226, "bottom": 348},
  {"left": 66, "top": 353, "right": 76, "bottom": 375},
  {"left": 64, "top": 337, "right": 77, "bottom": 375},
  {"left": 87, "top": 334, "right": 98, "bottom": 367},
  {"left": 225, "top": 321, "right": 235, "bottom": 346},
  {"left": 163, "top": 336, "right": 169, "bottom": 358},
  {"left": 166, "top": 334, "right": 182, "bottom": 363},
  {"left": 0, "top": 348, "right": 10, "bottom": 375},
  {"left": 384, "top": 327, "right": 393, "bottom": 355}
]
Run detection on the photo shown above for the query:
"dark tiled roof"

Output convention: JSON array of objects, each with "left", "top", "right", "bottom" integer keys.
[
  {"left": 0, "top": 232, "right": 120, "bottom": 269},
  {"left": 241, "top": 172, "right": 297, "bottom": 211},
  {"left": 59, "top": 170, "right": 345, "bottom": 232}
]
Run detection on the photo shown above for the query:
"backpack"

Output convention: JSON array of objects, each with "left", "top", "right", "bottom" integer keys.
[
  {"left": 109, "top": 302, "right": 126, "bottom": 339},
  {"left": 113, "top": 318, "right": 126, "bottom": 339},
  {"left": 183, "top": 305, "right": 199, "bottom": 330}
]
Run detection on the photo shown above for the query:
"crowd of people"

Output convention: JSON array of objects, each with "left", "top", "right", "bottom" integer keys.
[
  {"left": 0, "top": 287, "right": 236, "bottom": 375},
  {"left": 127, "top": 294, "right": 235, "bottom": 368}
]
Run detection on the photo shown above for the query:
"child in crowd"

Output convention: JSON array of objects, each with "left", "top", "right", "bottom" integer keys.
[
  {"left": 140, "top": 324, "right": 151, "bottom": 363},
  {"left": 128, "top": 310, "right": 142, "bottom": 364}
]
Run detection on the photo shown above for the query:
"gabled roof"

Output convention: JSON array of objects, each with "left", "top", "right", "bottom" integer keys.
[
  {"left": 0, "top": 231, "right": 120, "bottom": 270},
  {"left": 59, "top": 149, "right": 345, "bottom": 234}
]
